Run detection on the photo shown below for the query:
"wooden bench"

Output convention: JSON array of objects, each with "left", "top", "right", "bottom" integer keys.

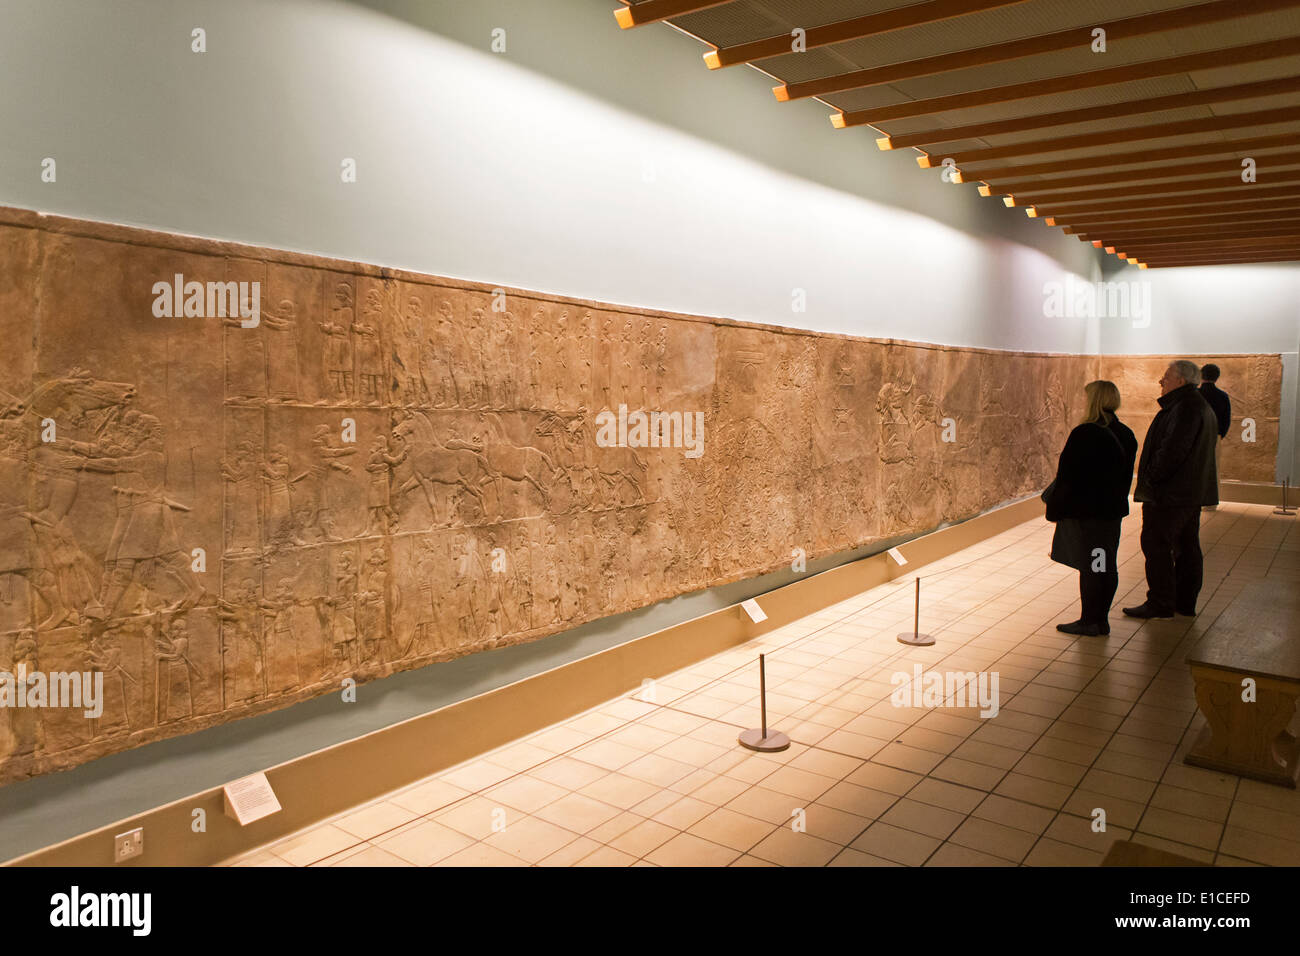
[{"left": 1185, "top": 579, "right": 1300, "bottom": 788}]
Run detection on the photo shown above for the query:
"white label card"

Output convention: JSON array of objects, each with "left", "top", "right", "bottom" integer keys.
[
  {"left": 223, "top": 771, "right": 282, "bottom": 826},
  {"left": 887, "top": 547, "right": 908, "bottom": 566},
  {"left": 741, "top": 599, "right": 768, "bottom": 623}
]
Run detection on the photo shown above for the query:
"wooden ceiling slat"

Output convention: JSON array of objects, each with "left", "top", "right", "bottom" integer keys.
[
  {"left": 1034, "top": 191, "right": 1300, "bottom": 219},
  {"left": 837, "top": 36, "right": 1300, "bottom": 127},
  {"left": 777, "top": 0, "right": 1300, "bottom": 101},
  {"left": 948, "top": 132, "right": 1300, "bottom": 178},
  {"left": 1065, "top": 219, "right": 1300, "bottom": 237},
  {"left": 1143, "top": 249, "right": 1300, "bottom": 259},
  {"left": 1006, "top": 177, "right": 1300, "bottom": 205},
  {"left": 703, "top": 0, "right": 1030, "bottom": 69},
  {"left": 1147, "top": 256, "right": 1300, "bottom": 266},
  {"left": 877, "top": 76, "right": 1300, "bottom": 148},
  {"left": 932, "top": 107, "right": 1300, "bottom": 165},
  {"left": 1059, "top": 206, "right": 1300, "bottom": 228},
  {"left": 614, "top": 0, "right": 735, "bottom": 28},
  {"left": 624, "top": 0, "right": 1300, "bottom": 266},
  {"left": 988, "top": 155, "right": 1300, "bottom": 192},
  {"left": 1080, "top": 229, "right": 1300, "bottom": 246}
]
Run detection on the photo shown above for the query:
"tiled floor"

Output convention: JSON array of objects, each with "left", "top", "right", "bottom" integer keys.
[{"left": 225, "top": 503, "right": 1300, "bottom": 867}]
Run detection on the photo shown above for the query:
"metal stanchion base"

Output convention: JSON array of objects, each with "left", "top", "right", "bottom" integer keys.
[
  {"left": 1274, "top": 507, "right": 1297, "bottom": 516},
  {"left": 897, "top": 631, "right": 935, "bottom": 646},
  {"left": 738, "top": 728, "right": 789, "bottom": 752}
]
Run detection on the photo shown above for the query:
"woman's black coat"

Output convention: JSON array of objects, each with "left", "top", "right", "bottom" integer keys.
[{"left": 1044, "top": 416, "right": 1138, "bottom": 522}]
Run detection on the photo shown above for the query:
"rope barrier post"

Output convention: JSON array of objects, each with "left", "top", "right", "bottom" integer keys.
[
  {"left": 1275, "top": 477, "right": 1296, "bottom": 516},
  {"left": 896, "top": 577, "right": 935, "bottom": 646},
  {"left": 738, "top": 653, "right": 789, "bottom": 752}
]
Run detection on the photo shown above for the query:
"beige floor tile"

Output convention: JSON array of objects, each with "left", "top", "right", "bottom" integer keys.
[
  {"left": 688, "top": 807, "right": 777, "bottom": 852},
  {"left": 800, "top": 803, "right": 872, "bottom": 845},
  {"left": 537, "top": 835, "right": 602, "bottom": 866},
  {"left": 651, "top": 795, "right": 715, "bottom": 830},
  {"left": 270, "top": 823, "right": 359, "bottom": 867},
  {"left": 485, "top": 741, "right": 555, "bottom": 772},
  {"left": 1136, "top": 807, "right": 1223, "bottom": 850},
  {"left": 535, "top": 792, "right": 623, "bottom": 834},
  {"left": 529, "top": 757, "right": 609, "bottom": 791},
  {"left": 788, "top": 747, "right": 864, "bottom": 780},
  {"left": 925, "top": 843, "right": 1016, "bottom": 867},
  {"left": 972, "top": 794, "right": 1055, "bottom": 834},
  {"left": 390, "top": 778, "right": 472, "bottom": 816},
  {"left": 1080, "top": 768, "right": 1157, "bottom": 804},
  {"left": 907, "top": 778, "right": 985, "bottom": 814},
  {"left": 816, "top": 729, "right": 890, "bottom": 760},
  {"left": 729, "top": 854, "right": 779, "bottom": 866},
  {"left": 439, "top": 760, "right": 517, "bottom": 792},
  {"left": 328, "top": 844, "right": 415, "bottom": 867},
  {"left": 930, "top": 756, "right": 1006, "bottom": 791},
  {"left": 948, "top": 816, "right": 1037, "bottom": 863},
  {"left": 376, "top": 819, "right": 475, "bottom": 866},
  {"left": 817, "top": 781, "right": 899, "bottom": 820},
  {"left": 725, "top": 785, "right": 806, "bottom": 826},
  {"left": 330, "top": 800, "right": 421, "bottom": 840},
  {"left": 880, "top": 798, "right": 966, "bottom": 840},
  {"left": 872, "top": 741, "right": 944, "bottom": 775},
  {"left": 621, "top": 752, "right": 698, "bottom": 788},
  {"left": 656, "top": 736, "right": 731, "bottom": 767},
  {"left": 1024, "top": 837, "right": 1104, "bottom": 866},
  {"left": 608, "top": 818, "right": 679, "bottom": 858},
  {"left": 577, "top": 845, "right": 639, "bottom": 866},
  {"left": 571, "top": 738, "right": 644, "bottom": 772},
  {"left": 851, "top": 822, "right": 940, "bottom": 866},
  {"left": 644, "top": 832, "right": 741, "bottom": 867},
  {"left": 582, "top": 771, "right": 662, "bottom": 810},
  {"left": 757, "top": 764, "right": 839, "bottom": 802},
  {"left": 1149, "top": 783, "right": 1231, "bottom": 823},
  {"left": 749, "top": 826, "right": 841, "bottom": 867},
  {"left": 993, "top": 772, "right": 1073, "bottom": 810},
  {"left": 1063, "top": 789, "right": 1146, "bottom": 831},
  {"left": 1043, "top": 812, "right": 1131, "bottom": 854},
  {"left": 690, "top": 773, "right": 751, "bottom": 806},
  {"left": 435, "top": 796, "right": 516, "bottom": 841},
  {"left": 484, "top": 774, "right": 570, "bottom": 815},
  {"left": 827, "top": 847, "right": 904, "bottom": 867},
  {"left": 435, "top": 842, "right": 528, "bottom": 867},
  {"left": 1219, "top": 825, "right": 1300, "bottom": 866},
  {"left": 844, "top": 762, "right": 923, "bottom": 795},
  {"left": 485, "top": 814, "right": 580, "bottom": 863}
]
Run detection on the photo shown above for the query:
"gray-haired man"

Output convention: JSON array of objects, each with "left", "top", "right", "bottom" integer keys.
[{"left": 1123, "top": 360, "right": 1219, "bottom": 619}]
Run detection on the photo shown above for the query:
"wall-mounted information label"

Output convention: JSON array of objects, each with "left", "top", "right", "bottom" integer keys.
[
  {"left": 223, "top": 772, "right": 282, "bottom": 826},
  {"left": 887, "top": 547, "right": 908, "bottom": 566},
  {"left": 741, "top": 599, "right": 768, "bottom": 623}
]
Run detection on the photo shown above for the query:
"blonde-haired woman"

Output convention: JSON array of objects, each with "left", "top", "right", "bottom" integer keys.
[{"left": 1043, "top": 381, "right": 1138, "bottom": 636}]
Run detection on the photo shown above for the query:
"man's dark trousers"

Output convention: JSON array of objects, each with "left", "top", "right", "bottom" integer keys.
[{"left": 1140, "top": 503, "right": 1203, "bottom": 613}]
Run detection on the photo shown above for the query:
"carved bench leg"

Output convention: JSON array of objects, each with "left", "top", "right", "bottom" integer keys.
[{"left": 1185, "top": 666, "right": 1300, "bottom": 788}]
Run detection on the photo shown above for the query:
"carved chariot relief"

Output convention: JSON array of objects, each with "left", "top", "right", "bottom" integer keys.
[{"left": 0, "top": 212, "right": 1283, "bottom": 783}]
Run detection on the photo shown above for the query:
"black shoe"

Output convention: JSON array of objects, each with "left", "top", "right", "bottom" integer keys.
[
  {"left": 1177, "top": 607, "right": 1197, "bottom": 617},
  {"left": 1122, "top": 603, "right": 1174, "bottom": 619},
  {"left": 1057, "top": 619, "right": 1100, "bottom": 636}
]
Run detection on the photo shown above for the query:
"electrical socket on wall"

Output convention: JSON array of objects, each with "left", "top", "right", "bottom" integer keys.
[{"left": 114, "top": 827, "right": 143, "bottom": 863}]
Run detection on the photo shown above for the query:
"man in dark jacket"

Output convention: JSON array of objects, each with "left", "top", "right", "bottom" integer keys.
[
  {"left": 1199, "top": 364, "right": 1231, "bottom": 511},
  {"left": 1123, "top": 361, "right": 1220, "bottom": 619}
]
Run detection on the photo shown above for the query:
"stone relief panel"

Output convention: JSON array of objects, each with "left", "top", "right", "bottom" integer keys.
[{"left": 0, "top": 208, "right": 1285, "bottom": 782}]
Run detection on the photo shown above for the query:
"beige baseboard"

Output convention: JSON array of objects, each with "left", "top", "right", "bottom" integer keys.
[
  {"left": 1219, "top": 481, "right": 1296, "bottom": 508},
  {"left": 6, "top": 496, "right": 1044, "bottom": 867}
]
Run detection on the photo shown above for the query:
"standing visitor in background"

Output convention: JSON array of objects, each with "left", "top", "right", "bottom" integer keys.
[{"left": 1198, "top": 364, "right": 1232, "bottom": 512}]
